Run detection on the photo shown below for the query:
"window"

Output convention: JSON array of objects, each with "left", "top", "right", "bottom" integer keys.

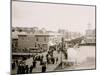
[
  {"left": 35, "top": 42, "right": 37, "bottom": 47},
  {"left": 36, "top": 37, "right": 38, "bottom": 41},
  {"left": 21, "top": 37, "right": 24, "bottom": 40},
  {"left": 44, "top": 37, "right": 46, "bottom": 41},
  {"left": 20, "top": 35, "right": 27, "bottom": 40}
]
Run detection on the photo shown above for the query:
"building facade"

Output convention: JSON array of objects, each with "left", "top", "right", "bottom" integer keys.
[
  {"left": 85, "top": 29, "right": 96, "bottom": 44},
  {"left": 18, "top": 32, "right": 62, "bottom": 52},
  {"left": 12, "top": 31, "right": 19, "bottom": 52}
]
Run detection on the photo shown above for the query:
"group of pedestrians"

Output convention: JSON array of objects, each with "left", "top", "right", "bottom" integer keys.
[
  {"left": 46, "top": 50, "right": 58, "bottom": 64},
  {"left": 17, "top": 62, "right": 29, "bottom": 74},
  {"left": 29, "top": 50, "right": 59, "bottom": 73},
  {"left": 32, "top": 53, "right": 47, "bottom": 72},
  {"left": 11, "top": 60, "right": 29, "bottom": 74},
  {"left": 12, "top": 48, "right": 60, "bottom": 74}
]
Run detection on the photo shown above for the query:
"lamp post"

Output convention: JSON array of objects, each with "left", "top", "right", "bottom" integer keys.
[{"left": 61, "top": 37, "right": 64, "bottom": 69}]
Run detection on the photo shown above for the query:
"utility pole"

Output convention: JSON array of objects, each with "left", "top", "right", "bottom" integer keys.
[{"left": 61, "top": 37, "right": 64, "bottom": 69}]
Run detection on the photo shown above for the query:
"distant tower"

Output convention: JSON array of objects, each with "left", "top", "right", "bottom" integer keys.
[
  {"left": 86, "top": 23, "right": 92, "bottom": 36},
  {"left": 87, "top": 23, "right": 92, "bottom": 30}
]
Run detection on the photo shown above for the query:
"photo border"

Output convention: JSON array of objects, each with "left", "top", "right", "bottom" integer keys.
[{"left": 10, "top": 0, "right": 96, "bottom": 74}]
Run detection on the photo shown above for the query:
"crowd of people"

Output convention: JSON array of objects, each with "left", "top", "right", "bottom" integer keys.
[{"left": 12, "top": 47, "right": 60, "bottom": 74}]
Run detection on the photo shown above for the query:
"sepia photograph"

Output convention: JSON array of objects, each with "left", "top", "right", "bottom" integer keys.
[{"left": 11, "top": 0, "right": 96, "bottom": 74}]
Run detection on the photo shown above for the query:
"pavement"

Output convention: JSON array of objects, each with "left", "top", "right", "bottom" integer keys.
[{"left": 32, "top": 61, "right": 61, "bottom": 73}]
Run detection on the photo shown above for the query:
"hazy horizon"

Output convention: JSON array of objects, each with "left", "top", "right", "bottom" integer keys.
[{"left": 12, "top": 1, "right": 95, "bottom": 34}]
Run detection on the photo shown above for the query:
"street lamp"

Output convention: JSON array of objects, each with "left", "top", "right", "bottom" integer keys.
[{"left": 61, "top": 37, "right": 64, "bottom": 69}]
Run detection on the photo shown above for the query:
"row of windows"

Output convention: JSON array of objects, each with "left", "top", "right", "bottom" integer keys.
[
  {"left": 20, "top": 37, "right": 60, "bottom": 43},
  {"left": 20, "top": 37, "right": 47, "bottom": 42},
  {"left": 36, "top": 37, "right": 46, "bottom": 41},
  {"left": 34, "top": 43, "right": 47, "bottom": 48}
]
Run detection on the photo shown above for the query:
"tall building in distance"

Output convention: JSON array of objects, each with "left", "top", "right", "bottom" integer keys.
[{"left": 85, "top": 23, "right": 96, "bottom": 44}]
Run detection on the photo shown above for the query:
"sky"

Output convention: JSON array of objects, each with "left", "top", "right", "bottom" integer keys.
[{"left": 12, "top": 1, "right": 95, "bottom": 34}]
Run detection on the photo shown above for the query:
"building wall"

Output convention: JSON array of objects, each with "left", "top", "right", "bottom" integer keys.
[
  {"left": 85, "top": 29, "right": 96, "bottom": 43},
  {"left": 18, "top": 33, "right": 62, "bottom": 51},
  {"left": 18, "top": 34, "right": 50, "bottom": 50},
  {"left": 35, "top": 35, "right": 49, "bottom": 51},
  {"left": 18, "top": 35, "right": 35, "bottom": 49},
  {"left": 12, "top": 39, "right": 18, "bottom": 49}
]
